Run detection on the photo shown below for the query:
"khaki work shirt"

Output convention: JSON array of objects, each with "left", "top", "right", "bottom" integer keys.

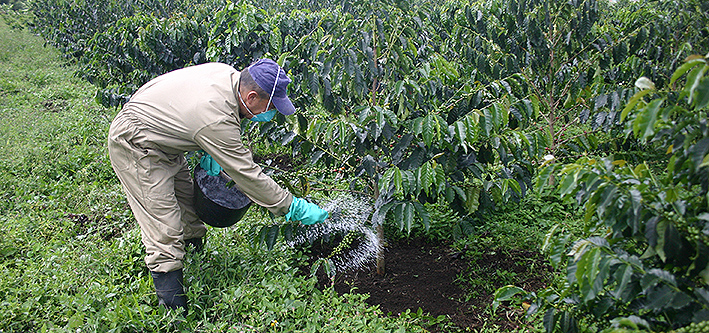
[{"left": 119, "top": 62, "right": 292, "bottom": 215}]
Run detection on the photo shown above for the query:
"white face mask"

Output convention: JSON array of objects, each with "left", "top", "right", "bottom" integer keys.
[{"left": 239, "top": 67, "right": 281, "bottom": 122}]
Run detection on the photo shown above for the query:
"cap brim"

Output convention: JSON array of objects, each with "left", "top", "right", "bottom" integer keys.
[{"left": 273, "top": 96, "right": 295, "bottom": 115}]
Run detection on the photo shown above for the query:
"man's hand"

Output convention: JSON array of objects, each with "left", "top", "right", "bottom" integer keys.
[
  {"left": 199, "top": 152, "right": 223, "bottom": 176},
  {"left": 285, "top": 197, "right": 329, "bottom": 225}
]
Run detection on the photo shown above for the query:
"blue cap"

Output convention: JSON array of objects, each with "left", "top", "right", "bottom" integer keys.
[{"left": 248, "top": 59, "right": 295, "bottom": 115}]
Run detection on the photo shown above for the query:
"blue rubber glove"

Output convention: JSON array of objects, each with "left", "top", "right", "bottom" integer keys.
[
  {"left": 199, "top": 152, "right": 223, "bottom": 176},
  {"left": 285, "top": 197, "right": 329, "bottom": 225}
]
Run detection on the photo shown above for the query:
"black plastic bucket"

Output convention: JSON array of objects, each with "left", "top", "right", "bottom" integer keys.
[{"left": 193, "top": 165, "right": 252, "bottom": 228}]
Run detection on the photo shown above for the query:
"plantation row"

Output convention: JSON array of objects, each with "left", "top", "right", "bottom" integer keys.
[{"left": 21, "top": 0, "right": 709, "bottom": 331}]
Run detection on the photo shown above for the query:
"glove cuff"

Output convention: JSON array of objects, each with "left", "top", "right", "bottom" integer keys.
[{"left": 285, "top": 197, "right": 302, "bottom": 221}]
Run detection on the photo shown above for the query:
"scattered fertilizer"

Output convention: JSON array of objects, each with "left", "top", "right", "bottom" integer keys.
[
  {"left": 194, "top": 167, "right": 251, "bottom": 210},
  {"left": 286, "top": 194, "right": 381, "bottom": 273}
]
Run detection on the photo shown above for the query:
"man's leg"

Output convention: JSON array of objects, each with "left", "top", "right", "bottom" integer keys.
[
  {"left": 174, "top": 155, "right": 206, "bottom": 252},
  {"left": 108, "top": 130, "right": 188, "bottom": 310}
]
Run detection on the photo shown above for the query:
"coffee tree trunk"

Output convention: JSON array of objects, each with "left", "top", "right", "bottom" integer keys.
[
  {"left": 376, "top": 224, "right": 385, "bottom": 275},
  {"left": 372, "top": 180, "right": 385, "bottom": 275}
]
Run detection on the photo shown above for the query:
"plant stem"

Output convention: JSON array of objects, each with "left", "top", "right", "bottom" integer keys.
[{"left": 373, "top": 180, "right": 385, "bottom": 275}]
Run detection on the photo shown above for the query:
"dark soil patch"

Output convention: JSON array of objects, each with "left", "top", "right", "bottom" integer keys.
[{"left": 309, "top": 238, "right": 553, "bottom": 331}]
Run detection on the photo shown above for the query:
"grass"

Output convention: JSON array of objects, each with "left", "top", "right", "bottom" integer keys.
[{"left": 0, "top": 18, "right": 432, "bottom": 332}]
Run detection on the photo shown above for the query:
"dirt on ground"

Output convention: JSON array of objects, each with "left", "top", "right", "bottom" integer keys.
[{"left": 310, "top": 238, "right": 553, "bottom": 332}]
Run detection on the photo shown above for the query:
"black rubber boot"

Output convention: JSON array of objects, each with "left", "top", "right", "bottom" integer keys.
[
  {"left": 151, "top": 269, "right": 187, "bottom": 311},
  {"left": 184, "top": 238, "right": 203, "bottom": 253}
]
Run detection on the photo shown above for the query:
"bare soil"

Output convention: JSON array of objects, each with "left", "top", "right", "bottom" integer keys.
[{"left": 310, "top": 238, "right": 553, "bottom": 332}]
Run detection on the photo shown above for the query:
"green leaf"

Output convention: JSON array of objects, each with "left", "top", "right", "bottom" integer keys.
[
  {"left": 297, "top": 114, "right": 309, "bottom": 134},
  {"left": 695, "top": 288, "right": 709, "bottom": 307},
  {"left": 422, "top": 114, "right": 438, "bottom": 147},
  {"left": 310, "top": 259, "right": 322, "bottom": 277},
  {"left": 620, "top": 89, "right": 653, "bottom": 122},
  {"left": 454, "top": 121, "right": 468, "bottom": 152},
  {"left": 481, "top": 108, "right": 493, "bottom": 137},
  {"left": 549, "top": 236, "right": 569, "bottom": 271},
  {"left": 633, "top": 98, "right": 664, "bottom": 141},
  {"left": 689, "top": 138, "right": 709, "bottom": 171},
  {"left": 66, "top": 311, "right": 84, "bottom": 329},
  {"left": 323, "top": 258, "right": 335, "bottom": 280},
  {"left": 404, "top": 202, "right": 414, "bottom": 234},
  {"left": 424, "top": 162, "right": 435, "bottom": 194},
  {"left": 375, "top": 201, "right": 396, "bottom": 226},
  {"left": 594, "top": 94, "right": 608, "bottom": 111},
  {"left": 393, "top": 167, "right": 403, "bottom": 194},
  {"left": 464, "top": 186, "right": 481, "bottom": 214},
  {"left": 379, "top": 168, "right": 396, "bottom": 193},
  {"left": 612, "top": 316, "right": 650, "bottom": 330},
  {"left": 598, "top": 185, "right": 618, "bottom": 217},
  {"left": 281, "top": 223, "right": 295, "bottom": 243},
  {"left": 311, "top": 150, "right": 325, "bottom": 164},
  {"left": 412, "top": 117, "right": 423, "bottom": 136},
  {"left": 530, "top": 94, "right": 541, "bottom": 118},
  {"left": 645, "top": 285, "right": 675, "bottom": 311},
  {"left": 655, "top": 219, "right": 669, "bottom": 262},
  {"left": 491, "top": 103, "right": 508, "bottom": 130},
  {"left": 583, "top": 248, "right": 604, "bottom": 302},
  {"left": 693, "top": 77, "right": 709, "bottom": 110},
  {"left": 536, "top": 166, "right": 557, "bottom": 193},
  {"left": 265, "top": 225, "right": 279, "bottom": 251},
  {"left": 412, "top": 202, "right": 430, "bottom": 231},
  {"left": 506, "top": 178, "right": 522, "bottom": 196},
  {"left": 434, "top": 163, "right": 446, "bottom": 194},
  {"left": 464, "top": 114, "right": 479, "bottom": 144},
  {"left": 560, "top": 311, "right": 578, "bottom": 333},
  {"left": 558, "top": 173, "right": 578, "bottom": 198},
  {"left": 402, "top": 170, "right": 416, "bottom": 195},
  {"left": 269, "top": 26, "right": 282, "bottom": 54},
  {"left": 670, "top": 58, "right": 706, "bottom": 86},
  {"left": 382, "top": 107, "right": 398, "bottom": 127},
  {"left": 394, "top": 80, "right": 404, "bottom": 96},
  {"left": 685, "top": 64, "right": 709, "bottom": 103},
  {"left": 358, "top": 106, "right": 372, "bottom": 124},
  {"left": 614, "top": 264, "right": 634, "bottom": 300},
  {"left": 669, "top": 291, "right": 693, "bottom": 309},
  {"left": 450, "top": 185, "right": 466, "bottom": 202},
  {"left": 542, "top": 224, "right": 560, "bottom": 253},
  {"left": 375, "top": 107, "right": 386, "bottom": 135},
  {"left": 394, "top": 203, "right": 404, "bottom": 231},
  {"left": 590, "top": 256, "right": 611, "bottom": 303},
  {"left": 544, "top": 308, "right": 556, "bottom": 333},
  {"left": 492, "top": 285, "right": 526, "bottom": 312},
  {"left": 257, "top": 225, "right": 269, "bottom": 247}
]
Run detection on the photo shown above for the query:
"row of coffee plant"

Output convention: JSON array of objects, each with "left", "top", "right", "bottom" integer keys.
[{"left": 26, "top": 0, "right": 709, "bottom": 330}]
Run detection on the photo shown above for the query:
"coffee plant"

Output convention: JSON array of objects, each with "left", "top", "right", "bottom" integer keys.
[{"left": 496, "top": 56, "right": 709, "bottom": 332}]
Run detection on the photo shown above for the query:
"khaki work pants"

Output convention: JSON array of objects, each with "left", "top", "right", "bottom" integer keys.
[{"left": 108, "top": 113, "right": 207, "bottom": 273}]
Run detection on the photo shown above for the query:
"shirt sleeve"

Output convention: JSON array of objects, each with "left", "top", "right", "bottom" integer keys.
[{"left": 194, "top": 118, "right": 293, "bottom": 216}]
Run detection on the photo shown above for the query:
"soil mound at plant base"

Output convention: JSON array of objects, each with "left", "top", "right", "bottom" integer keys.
[{"left": 311, "top": 238, "right": 552, "bottom": 331}]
